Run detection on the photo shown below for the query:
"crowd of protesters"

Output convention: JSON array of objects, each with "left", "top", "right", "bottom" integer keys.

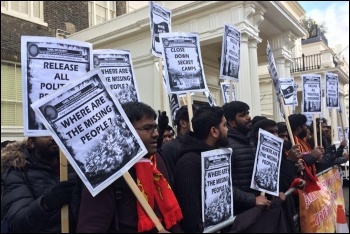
[{"left": 1, "top": 100, "right": 349, "bottom": 233}]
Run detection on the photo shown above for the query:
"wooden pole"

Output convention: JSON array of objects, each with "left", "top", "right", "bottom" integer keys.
[
  {"left": 312, "top": 114, "right": 318, "bottom": 147},
  {"left": 186, "top": 92, "right": 193, "bottom": 131},
  {"left": 181, "top": 96, "right": 187, "bottom": 106},
  {"left": 319, "top": 114, "right": 323, "bottom": 148},
  {"left": 60, "top": 151, "right": 69, "bottom": 233},
  {"left": 123, "top": 172, "right": 165, "bottom": 231},
  {"left": 158, "top": 58, "right": 164, "bottom": 111},
  {"left": 279, "top": 95, "right": 295, "bottom": 145}
]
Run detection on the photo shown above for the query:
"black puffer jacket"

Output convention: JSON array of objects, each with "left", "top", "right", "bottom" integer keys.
[
  {"left": 227, "top": 126, "right": 259, "bottom": 215},
  {"left": 1, "top": 140, "right": 72, "bottom": 233},
  {"left": 174, "top": 132, "right": 215, "bottom": 233}
]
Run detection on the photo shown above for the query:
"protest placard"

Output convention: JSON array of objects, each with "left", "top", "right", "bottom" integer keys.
[
  {"left": 219, "top": 24, "right": 240, "bottom": 81},
  {"left": 251, "top": 129, "right": 283, "bottom": 196},
  {"left": 325, "top": 73, "right": 339, "bottom": 109},
  {"left": 202, "top": 148, "right": 233, "bottom": 231},
  {"left": 302, "top": 74, "right": 322, "bottom": 113},
  {"left": 279, "top": 77, "right": 295, "bottom": 106},
  {"left": 93, "top": 49, "right": 140, "bottom": 104},
  {"left": 220, "top": 82, "right": 236, "bottom": 103},
  {"left": 338, "top": 127, "right": 349, "bottom": 142},
  {"left": 149, "top": 1, "right": 171, "bottom": 57},
  {"left": 31, "top": 69, "right": 147, "bottom": 197},
  {"left": 21, "top": 36, "right": 93, "bottom": 136},
  {"left": 159, "top": 32, "right": 208, "bottom": 94},
  {"left": 204, "top": 90, "right": 217, "bottom": 107}
]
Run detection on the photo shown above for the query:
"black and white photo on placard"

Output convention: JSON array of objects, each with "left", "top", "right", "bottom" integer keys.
[
  {"left": 302, "top": 74, "right": 322, "bottom": 113},
  {"left": 204, "top": 90, "right": 217, "bottom": 107},
  {"left": 325, "top": 73, "right": 339, "bottom": 108},
  {"left": 220, "top": 82, "right": 236, "bottom": 103},
  {"left": 149, "top": 1, "right": 171, "bottom": 57},
  {"left": 338, "top": 127, "right": 349, "bottom": 142},
  {"left": 160, "top": 32, "right": 208, "bottom": 94},
  {"left": 93, "top": 49, "right": 140, "bottom": 104},
  {"left": 31, "top": 69, "right": 147, "bottom": 197},
  {"left": 279, "top": 77, "right": 295, "bottom": 106},
  {"left": 21, "top": 36, "right": 93, "bottom": 136},
  {"left": 251, "top": 129, "right": 283, "bottom": 196},
  {"left": 292, "top": 83, "right": 299, "bottom": 113},
  {"left": 219, "top": 24, "right": 240, "bottom": 81},
  {"left": 202, "top": 148, "right": 233, "bottom": 230}
]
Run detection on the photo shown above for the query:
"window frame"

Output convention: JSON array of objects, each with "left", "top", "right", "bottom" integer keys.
[
  {"left": 88, "top": 1, "right": 116, "bottom": 27},
  {"left": 1, "top": 1, "right": 47, "bottom": 26},
  {"left": 1, "top": 61, "right": 23, "bottom": 127}
]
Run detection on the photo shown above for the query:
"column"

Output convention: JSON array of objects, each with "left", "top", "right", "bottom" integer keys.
[
  {"left": 248, "top": 39, "right": 261, "bottom": 117},
  {"left": 236, "top": 34, "right": 252, "bottom": 106}
]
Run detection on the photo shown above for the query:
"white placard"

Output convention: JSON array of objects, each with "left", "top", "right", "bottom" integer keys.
[
  {"left": 31, "top": 69, "right": 147, "bottom": 197},
  {"left": 149, "top": 1, "right": 171, "bottom": 57},
  {"left": 160, "top": 32, "right": 208, "bottom": 94},
  {"left": 22, "top": 36, "right": 93, "bottom": 136},
  {"left": 204, "top": 90, "right": 217, "bottom": 107},
  {"left": 325, "top": 73, "right": 339, "bottom": 109},
  {"left": 302, "top": 74, "right": 322, "bottom": 113},
  {"left": 202, "top": 148, "right": 233, "bottom": 231},
  {"left": 220, "top": 82, "right": 236, "bottom": 103},
  {"left": 219, "top": 23, "right": 241, "bottom": 81},
  {"left": 279, "top": 77, "right": 295, "bottom": 106},
  {"left": 93, "top": 49, "right": 140, "bottom": 104},
  {"left": 250, "top": 129, "right": 283, "bottom": 196}
]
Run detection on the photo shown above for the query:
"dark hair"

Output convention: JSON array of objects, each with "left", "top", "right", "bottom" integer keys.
[
  {"left": 253, "top": 119, "right": 277, "bottom": 135},
  {"left": 277, "top": 123, "right": 288, "bottom": 135},
  {"left": 1, "top": 140, "right": 15, "bottom": 149},
  {"left": 222, "top": 101, "right": 249, "bottom": 122},
  {"left": 192, "top": 106, "right": 225, "bottom": 140},
  {"left": 309, "top": 117, "right": 328, "bottom": 133},
  {"left": 122, "top": 102, "right": 157, "bottom": 124},
  {"left": 288, "top": 113, "right": 307, "bottom": 132},
  {"left": 174, "top": 104, "right": 199, "bottom": 130},
  {"left": 252, "top": 116, "right": 268, "bottom": 126}
]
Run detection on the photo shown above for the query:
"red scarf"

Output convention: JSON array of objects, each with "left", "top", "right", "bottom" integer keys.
[
  {"left": 293, "top": 135, "right": 320, "bottom": 193},
  {"left": 134, "top": 155, "right": 183, "bottom": 232}
]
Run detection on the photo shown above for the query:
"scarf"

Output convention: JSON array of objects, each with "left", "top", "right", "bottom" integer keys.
[
  {"left": 293, "top": 136, "right": 320, "bottom": 193},
  {"left": 134, "top": 155, "right": 183, "bottom": 232}
]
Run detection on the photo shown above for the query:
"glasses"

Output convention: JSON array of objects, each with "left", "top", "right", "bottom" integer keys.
[{"left": 135, "top": 124, "right": 158, "bottom": 134}]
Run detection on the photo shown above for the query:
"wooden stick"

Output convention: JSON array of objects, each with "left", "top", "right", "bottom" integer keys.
[
  {"left": 123, "top": 172, "right": 165, "bottom": 231},
  {"left": 186, "top": 92, "right": 193, "bottom": 131},
  {"left": 181, "top": 96, "right": 187, "bottom": 106},
  {"left": 229, "top": 80, "right": 233, "bottom": 102},
  {"left": 279, "top": 95, "right": 295, "bottom": 145},
  {"left": 312, "top": 114, "right": 318, "bottom": 147},
  {"left": 158, "top": 58, "right": 164, "bottom": 111},
  {"left": 319, "top": 114, "right": 322, "bottom": 148},
  {"left": 338, "top": 111, "right": 349, "bottom": 154},
  {"left": 60, "top": 151, "right": 69, "bottom": 233}
]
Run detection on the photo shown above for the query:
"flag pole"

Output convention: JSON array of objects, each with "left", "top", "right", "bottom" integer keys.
[{"left": 60, "top": 150, "right": 69, "bottom": 233}]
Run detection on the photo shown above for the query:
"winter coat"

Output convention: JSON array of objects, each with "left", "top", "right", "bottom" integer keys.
[
  {"left": 174, "top": 132, "right": 215, "bottom": 233},
  {"left": 1, "top": 140, "right": 72, "bottom": 233},
  {"left": 227, "top": 126, "right": 259, "bottom": 215},
  {"left": 161, "top": 134, "right": 184, "bottom": 175},
  {"left": 76, "top": 153, "right": 182, "bottom": 233}
]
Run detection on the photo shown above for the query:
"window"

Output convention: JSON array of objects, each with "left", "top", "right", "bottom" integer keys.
[
  {"left": 88, "top": 1, "right": 116, "bottom": 27},
  {"left": 1, "top": 1, "right": 47, "bottom": 26},
  {"left": 1, "top": 62, "right": 23, "bottom": 127}
]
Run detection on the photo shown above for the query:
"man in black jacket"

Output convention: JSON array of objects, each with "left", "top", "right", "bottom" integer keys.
[
  {"left": 161, "top": 105, "right": 195, "bottom": 175},
  {"left": 222, "top": 101, "right": 270, "bottom": 216},
  {"left": 174, "top": 106, "right": 229, "bottom": 232},
  {"left": 1, "top": 136, "right": 76, "bottom": 233}
]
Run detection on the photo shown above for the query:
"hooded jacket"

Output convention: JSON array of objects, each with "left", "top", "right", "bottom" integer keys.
[
  {"left": 1, "top": 140, "right": 67, "bottom": 233},
  {"left": 174, "top": 132, "right": 215, "bottom": 233},
  {"left": 227, "top": 126, "right": 259, "bottom": 215}
]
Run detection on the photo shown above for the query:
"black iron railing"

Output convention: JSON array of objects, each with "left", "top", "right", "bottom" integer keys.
[{"left": 290, "top": 53, "right": 321, "bottom": 73}]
